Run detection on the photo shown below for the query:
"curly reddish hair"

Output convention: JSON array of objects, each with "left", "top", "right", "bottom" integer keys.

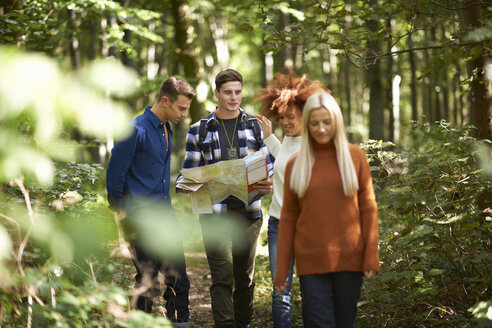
[{"left": 253, "top": 71, "right": 328, "bottom": 120}]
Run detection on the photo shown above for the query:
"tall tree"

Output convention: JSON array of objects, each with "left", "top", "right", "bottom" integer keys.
[
  {"left": 408, "top": 33, "right": 418, "bottom": 122},
  {"left": 170, "top": 0, "right": 205, "bottom": 123},
  {"left": 366, "top": 0, "right": 384, "bottom": 140},
  {"left": 67, "top": 8, "right": 81, "bottom": 70},
  {"left": 460, "top": 1, "right": 492, "bottom": 140}
]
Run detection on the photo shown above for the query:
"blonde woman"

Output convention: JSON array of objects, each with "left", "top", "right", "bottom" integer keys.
[
  {"left": 273, "top": 92, "right": 379, "bottom": 328},
  {"left": 254, "top": 72, "right": 326, "bottom": 328}
]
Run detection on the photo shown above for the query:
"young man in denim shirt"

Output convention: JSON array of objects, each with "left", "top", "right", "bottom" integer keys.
[{"left": 107, "top": 77, "right": 195, "bottom": 328}]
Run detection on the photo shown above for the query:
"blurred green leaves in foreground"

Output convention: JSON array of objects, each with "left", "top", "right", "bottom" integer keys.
[
  {"left": 0, "top": 45, "right": 135, "bottom": 185},
  {"left": 0, "top": 46, "right": 175, "bottom": 327}
]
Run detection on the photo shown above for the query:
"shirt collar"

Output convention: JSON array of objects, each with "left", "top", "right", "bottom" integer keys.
[
  {"left": 145, "top": 106, "right": 171, "bottom": 131},
  {"left": 206, "top": 107, "right": 248, "bottom": 127}
]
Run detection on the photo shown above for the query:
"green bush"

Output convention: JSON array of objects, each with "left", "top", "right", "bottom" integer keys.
[{"left": 358, "top": 121, "right": 492, "bottom": 327}]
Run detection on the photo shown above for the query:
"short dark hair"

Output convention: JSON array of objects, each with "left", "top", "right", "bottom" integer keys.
[
  {"left": 215, "top": 69, "right": 243, "bottom": 91},
  {"left": 158, "top": 77, "right": 196, "bottom": 102}
]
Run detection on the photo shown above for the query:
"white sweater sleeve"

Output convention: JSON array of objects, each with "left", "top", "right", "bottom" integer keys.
[{"left": 264, "top": 134, "right": 282, "bottom": 158}]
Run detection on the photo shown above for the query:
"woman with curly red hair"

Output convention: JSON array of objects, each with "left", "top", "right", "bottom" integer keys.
[{"left": 254, "top": 72, "right": 326, "bottom": 328}]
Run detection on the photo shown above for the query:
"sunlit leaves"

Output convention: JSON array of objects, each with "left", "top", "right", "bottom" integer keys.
[
  {"left": 469, "top": 300, "right": 492, "bottom": 321},
  {"left": 465, "top": 20, "right": 492, "bottom": 42},
  {"left": 0, "top": 226, "right": 13, "bottom": 283},
  {"left": 0, "top": 46, "right": 134, "bottom": 185}
]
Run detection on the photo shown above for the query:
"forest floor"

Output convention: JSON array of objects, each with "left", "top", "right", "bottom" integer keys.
[
  {"left": 185, "top": 251, "right": 274, "bottom": 328},
  {"left": 119, "top": 251, "right": 276, "bottom": 327}
]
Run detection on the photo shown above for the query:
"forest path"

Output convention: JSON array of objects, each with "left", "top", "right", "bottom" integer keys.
[
  {"left": 185, "top": 252, "right": 275, "bottom": 328},
  {"left": 185, "top": 252, "right": 214, "bottom": 327}
]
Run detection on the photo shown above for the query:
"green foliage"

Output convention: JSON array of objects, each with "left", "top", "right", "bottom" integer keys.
[
  {"left": 0, "top": 0, "right": 162, "bottom": 58},
  {"left": 0, "top": 47, "right": 172, "bottom": 327},
  {"left": 357, "top": 121, "right": 492, "bottom": 327}
]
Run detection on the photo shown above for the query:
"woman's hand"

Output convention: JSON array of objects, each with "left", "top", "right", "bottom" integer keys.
[
  {"left": 253, "top": 178, "right": 273, "bottom": 194},
  {"left": 363, "top": 270, "right": 377, "bottom": 280},
  {"left": 274, "top": 281, "right": 288, "bottom": 292},
  {"left": 255, "top": 114, "right": 273, "bottom": 138}
]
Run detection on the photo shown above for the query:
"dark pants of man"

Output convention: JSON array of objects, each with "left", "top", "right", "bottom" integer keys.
[
  {"left": 200, "top": 208, "right": 262, "bottom": 328},
  {"left": 124, "top": 218, "right": 190, "bottom": 323}
]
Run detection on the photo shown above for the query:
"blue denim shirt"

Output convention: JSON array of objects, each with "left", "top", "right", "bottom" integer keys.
[{"left": 106, "top": 107, "right": 172, "bottom": 216}]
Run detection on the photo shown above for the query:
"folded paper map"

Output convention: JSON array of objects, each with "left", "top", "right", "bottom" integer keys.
[{"left": 177, "top": 151, "right": 268, "bottom": 214}]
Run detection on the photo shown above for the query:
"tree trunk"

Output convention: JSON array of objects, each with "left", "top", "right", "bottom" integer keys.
[
  {"left": 68, "top": 9, "right": 81, "bottom": 70},
  {"left": 423, "top": 29, "right": 432, "bottom": 123},
  {"left": 431, "top": 26, "right": 442, "bottom": 122},
  {"left": 386, "top": 19, "right": 394, "bottom": 142},
  {"left": 273, "top": 11, "right": 289, "bottom": 74},
  {"left": 321, "top": 44, "right": 336, "bottom": 91},
  {"left": 170, "top": 0, "right": 205, "bottom": 123},
  {"left": 440, "top": 27, "right": 450, "bottom": 122},
  {"left": 451, "top": 69, "right": 459, "bottom": 124},
  {"left": 101, "top": 17, "right": 109, "bottom": 58},
  {"left": 460, "top": 1, "right": 492, "bottom": 140},
  {"left": 157, "top": 12, "right": 169, "bottom": 77},
  {"left": 146, "top": 21, "right": 158, "bottom": 83},
  {"left": 260, "top": 33, "right": 268, "bottom": 88},
  {"left": 343, "top": 59, "right": 353, "bottom": 141},
  {"left": 88, "top": 18, "right": 99, "bottom": 60},
  {"left": 408, "top": 33, "right": 418, "bottom": 122},
  {"left": 120, "top": 7, "right": 134, "bottom": 67},
  {"left": 366, "top": 0, "right": 384, "bottom": 141}
]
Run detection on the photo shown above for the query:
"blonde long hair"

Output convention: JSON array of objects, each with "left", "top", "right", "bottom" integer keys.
[{"left": 290, "top": 92, "right": 359, "bottom": 197}]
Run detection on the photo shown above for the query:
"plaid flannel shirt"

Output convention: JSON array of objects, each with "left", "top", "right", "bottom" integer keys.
[{"left": 176, "top": 109, "right": 274, "bottom": 219}]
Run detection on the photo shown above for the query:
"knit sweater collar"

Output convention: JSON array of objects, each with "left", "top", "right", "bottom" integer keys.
[
  {"left": 283, "top": 135, "right": 302, "bottom": 145},
  {"left": 312, "top": 139, "right": 336, "bottom": 156}
]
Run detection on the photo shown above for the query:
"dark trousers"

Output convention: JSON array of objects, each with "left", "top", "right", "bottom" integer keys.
[
  {"left": 299, "top": 272, "right": 363, "bottom": 328},
  {"left": 200, "top": 209, "right": 262, "bottom": 328},
  {"left": 124, "top": 217, "right": 190, "bottom": 322}
]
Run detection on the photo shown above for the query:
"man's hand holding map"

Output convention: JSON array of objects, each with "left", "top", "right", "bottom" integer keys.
[{"left": 176, "top": 151, "right": 268, "bottom": 214}]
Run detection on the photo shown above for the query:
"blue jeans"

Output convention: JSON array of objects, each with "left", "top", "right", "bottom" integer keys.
[
  {"left": 268, "top": 217, "right": 295, "bottom": 328},
  {"left": 299, "top": 272, "right": 363, "bottom": 328}
]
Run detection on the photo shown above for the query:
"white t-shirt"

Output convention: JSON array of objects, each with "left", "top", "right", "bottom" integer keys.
[{"left": 264, "top": 134, "right": 302, "bottom": 219}]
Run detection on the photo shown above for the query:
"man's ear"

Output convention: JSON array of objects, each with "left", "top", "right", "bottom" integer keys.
[
  {"left": 160, "top": 96, "right": 171, "bottom": 106},
  {"left": 214, "top": 89, "right": 219, "bottom": 99}
]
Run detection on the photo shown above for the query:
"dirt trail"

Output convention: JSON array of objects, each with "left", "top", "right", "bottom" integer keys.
[
  {"left": 186, "top": 252, "right": 214, "bottom": 327},
  {"left": 185, "top": 252, "right": 274, "bottom": 328}
]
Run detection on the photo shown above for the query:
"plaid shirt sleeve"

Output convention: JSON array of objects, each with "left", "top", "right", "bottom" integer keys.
[
  {"left": 182, "top": 122, "right": 203, "bottom": 170},
  {"left": 175, "top": 121, "right": 201, "bottom": 188}
]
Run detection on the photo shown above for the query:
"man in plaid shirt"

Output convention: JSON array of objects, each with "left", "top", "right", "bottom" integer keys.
[{"left": 176, "top": 69, "right": 273, "bottom": 328}]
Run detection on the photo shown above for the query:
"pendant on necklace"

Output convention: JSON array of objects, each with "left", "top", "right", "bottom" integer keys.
[{"left": 227, "top": 147, "right": 238, "bottom": 159}]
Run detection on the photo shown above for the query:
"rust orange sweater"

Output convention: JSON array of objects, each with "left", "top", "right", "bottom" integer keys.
[{"left": 273, "top": 140, "right": 379, "bottom": 286}]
